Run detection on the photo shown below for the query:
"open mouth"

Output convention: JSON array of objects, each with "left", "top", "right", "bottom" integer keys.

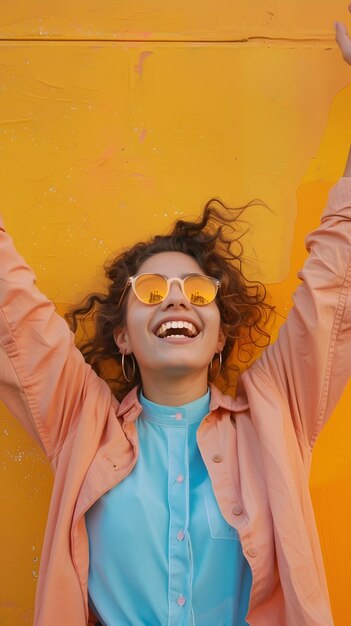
[{"left": 155, "top": 320, "right": 199, "bottom": 339}]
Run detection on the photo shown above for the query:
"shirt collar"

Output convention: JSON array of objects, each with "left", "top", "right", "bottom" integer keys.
[
  {"left": 116, "top": 382, "right": 249, "bottom": 424},
  {"left": 139, "top": 388, "right": 210, "bottom": 426}
]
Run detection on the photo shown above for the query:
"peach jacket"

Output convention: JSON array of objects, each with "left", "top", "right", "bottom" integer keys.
[{"left": 1, "top": 179, "right": 351, "bottom": 626}]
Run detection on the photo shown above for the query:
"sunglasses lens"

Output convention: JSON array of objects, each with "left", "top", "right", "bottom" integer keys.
[
  {"left": 134, "top": 274, "right": 168, "bottom": 304},
  {"left": 183, "top": 275, "right": 217, "bottom": 305}
]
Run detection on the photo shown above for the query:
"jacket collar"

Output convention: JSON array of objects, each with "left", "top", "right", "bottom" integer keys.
[
  {"left": 116, "top": 381, "right": 249, "bottom": 424},
  {"left": 208, "top": 381, "right": 249, "bottom": 413}
]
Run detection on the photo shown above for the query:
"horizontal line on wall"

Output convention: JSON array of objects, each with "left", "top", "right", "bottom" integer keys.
[{"left": 0, "top": 36, "right": 337, "bottom": 45}]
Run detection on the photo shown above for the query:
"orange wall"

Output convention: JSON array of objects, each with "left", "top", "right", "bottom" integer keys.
[{"left": 1, "top": 2, "right": 351, "bottom": 624}]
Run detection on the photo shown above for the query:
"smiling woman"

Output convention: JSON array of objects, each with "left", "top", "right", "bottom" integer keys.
[{"left": 66, "top": 199, "right": 273, "bottom": 403}]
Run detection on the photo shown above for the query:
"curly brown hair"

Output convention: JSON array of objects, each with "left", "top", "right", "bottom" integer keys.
[{"left": 66, "top": 197, "right": 275, "bottom": 401}]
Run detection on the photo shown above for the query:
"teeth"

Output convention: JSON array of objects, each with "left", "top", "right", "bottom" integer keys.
[{"left": 155, "top": 320, "right": 198, "bottom": 338}]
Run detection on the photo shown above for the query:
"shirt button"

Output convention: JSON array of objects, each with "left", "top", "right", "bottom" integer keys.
[
  {"left": 177, "top": 594, "right": 186, "bottom": 607},
  {"left": 247, "top": 547, "right": 257, "bottom": 558},
  {"left": 232, "top": 505, "right": 242, "bottom": 516},
  {"left": 176, "top": 474, "right": 184, "bottom": 483},
  {"left": 175, "top": 412, "right": 183, "bottom": 421},
  {"left": 212, "top": 454, "right": 223, "bottom": 463},
  {"left": 177, "top": 530, "right": 185, "bottom": 541}
]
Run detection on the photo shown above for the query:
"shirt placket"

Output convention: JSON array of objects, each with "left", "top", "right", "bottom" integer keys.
[{"left": 167, "top": 412, "right": 192, "bottom": 626}]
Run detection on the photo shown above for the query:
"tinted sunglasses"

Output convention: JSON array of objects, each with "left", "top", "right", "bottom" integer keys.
[{"left": 120, "top": 273, "right": 221, "bottom": 306}]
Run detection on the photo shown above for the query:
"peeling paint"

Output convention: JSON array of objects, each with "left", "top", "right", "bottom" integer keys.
[{"left": 0, "top": 118, "right": 33, "bottom": 125}]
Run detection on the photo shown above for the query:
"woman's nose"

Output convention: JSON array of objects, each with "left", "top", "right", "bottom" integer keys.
[{"left": 163, "top": 279, "right": 190, "bottom": 308}]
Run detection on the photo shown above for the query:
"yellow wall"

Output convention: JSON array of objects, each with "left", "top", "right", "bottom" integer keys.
[{"left": 1, "top": 2, "right": 351, "bottom": 624}]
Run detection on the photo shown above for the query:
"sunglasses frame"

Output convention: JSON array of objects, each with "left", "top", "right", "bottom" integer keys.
[{"left": 119, "top": 273, "right": 221, "bottom": 307}]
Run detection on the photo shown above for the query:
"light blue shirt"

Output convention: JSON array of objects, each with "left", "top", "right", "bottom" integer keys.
[{"left": 85, "top": 390, "right": 252, "bottom": 625}]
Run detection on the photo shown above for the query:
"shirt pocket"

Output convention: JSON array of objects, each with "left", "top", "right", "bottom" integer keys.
[{"left": 203, "top": 480, "right": 239, "bottom": 541}]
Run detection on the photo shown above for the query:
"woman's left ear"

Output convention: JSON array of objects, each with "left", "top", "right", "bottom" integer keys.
[
  {"left": 113, "top": 327, "right": 131, "bottom": 354},
  {"left": 217, "top": 327, "right": 226, "bottom": 352}
]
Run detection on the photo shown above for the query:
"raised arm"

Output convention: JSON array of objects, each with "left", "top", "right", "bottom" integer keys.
[
  {"left": 243, "top": 17, "right": 351, "bottom": 448},
  {"left": 0, "top": 218, "right": 105, "bottom": 461},
  {"left": 248, "top": 178, "right": 351, "bottom": 449}
]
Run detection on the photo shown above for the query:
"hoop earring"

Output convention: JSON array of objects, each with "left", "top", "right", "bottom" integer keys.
[
  {"left": 121, "top": 352, "right": 136, "bottom": 383},
  {"left": 209, "top": 351, "right": 222, "bottom": 381}
]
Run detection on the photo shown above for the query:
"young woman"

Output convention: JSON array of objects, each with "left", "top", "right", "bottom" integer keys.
[{"left": 1, "top": 16, "right": 351, "bottom": 626}]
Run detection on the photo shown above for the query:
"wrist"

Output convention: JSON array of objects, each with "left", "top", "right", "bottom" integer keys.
[{"left": 343, "top": 144, "right": 351, "bottom": 177}]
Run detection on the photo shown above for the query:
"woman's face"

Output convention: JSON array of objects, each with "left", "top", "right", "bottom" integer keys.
[{"left": 114, "top": 251, "right": 225, "bottom": 391}]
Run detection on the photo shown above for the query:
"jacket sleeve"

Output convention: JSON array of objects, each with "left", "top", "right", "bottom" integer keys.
[
  {"left": 0, "top": 218, "right": 103, "bottom": 460},
  {"left": 252, "top": 177, "right": 351, "bottom": 449}
]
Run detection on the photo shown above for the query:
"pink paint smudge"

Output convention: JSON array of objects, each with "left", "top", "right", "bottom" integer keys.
[
  {"left": 139, "top": 128, "right": 147, "bottom": 142},
  {"left": 103, "top": 146, "right": 116, "bottom": 159},
  {"left": 134, "top": 51, "right": 153, "bottom": 76}
]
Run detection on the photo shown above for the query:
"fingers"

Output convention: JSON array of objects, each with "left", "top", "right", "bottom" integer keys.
[
  {"left": 335, "top": 20, "right": 351, "bottom": 64},
  {"left": 335, "top": 21, "right": 348, "bottom": 44}
]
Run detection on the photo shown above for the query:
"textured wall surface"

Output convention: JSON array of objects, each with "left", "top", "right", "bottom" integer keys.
[{"left": 1, "top": 2, "right": 351, "bottom": 624}]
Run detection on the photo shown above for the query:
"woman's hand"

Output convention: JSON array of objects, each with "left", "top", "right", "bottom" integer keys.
[
  {"left": 335, "top": 7, "right": 351, "bottom": 175},
  {"left": 335, "top": 7, "right": 351, "bottom": 65}
]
